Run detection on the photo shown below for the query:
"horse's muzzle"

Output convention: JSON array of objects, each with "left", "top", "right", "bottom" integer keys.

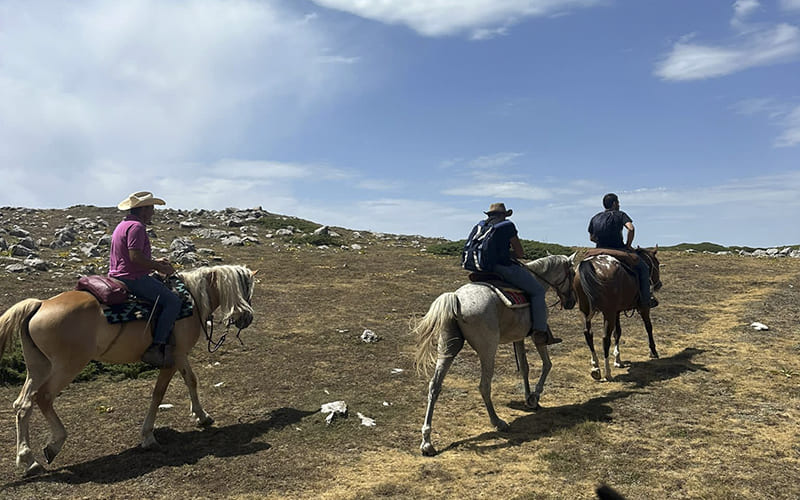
[{"left": 234, "top": 310, "right": 254, "bottom": 329}]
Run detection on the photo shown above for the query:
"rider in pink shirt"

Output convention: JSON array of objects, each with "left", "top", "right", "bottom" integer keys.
[{"left": 109, "top": 191, "right": 179, "bottom": 368}]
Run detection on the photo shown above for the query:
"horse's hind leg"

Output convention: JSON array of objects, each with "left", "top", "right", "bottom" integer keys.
[
  {"left": 179, "top": 358, "right": 214, "bottom": 427},
  {"left": 613, "top": 313, "right": 624, "bottom": 368},
  {"left": 13, "top": 377, "right": 45, "bottom": 476},
  {"left": 421, "top": 333, "right": 464, "bottom": 457},
  {"left": 141, "top": 367, "right": 178, "bottom": 449},
  {"left": 601, "top": 313, "right": 615, "bottom": 381}
]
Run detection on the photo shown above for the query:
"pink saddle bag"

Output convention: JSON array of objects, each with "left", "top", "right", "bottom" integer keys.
[{"left": 75, "top": 275, "right": 130, "bottom": 305}]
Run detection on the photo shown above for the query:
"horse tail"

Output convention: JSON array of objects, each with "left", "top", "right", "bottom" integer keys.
[
  {"left": 0, "top": 298, "right": 43, "bottom": 358},
  {"left": 578, "top": 260, "right": 602, "bottom": 311},
  {"left": 413, "top": 292, "right": 462, "bottom": 377}
]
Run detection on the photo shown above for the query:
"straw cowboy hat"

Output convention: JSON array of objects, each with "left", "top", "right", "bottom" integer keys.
[
  {"left": 484, "top": 202, "right": 512, "bottom": 217},
  {"left": 117, "top": 191, "right": 166, "bottom": 210}
]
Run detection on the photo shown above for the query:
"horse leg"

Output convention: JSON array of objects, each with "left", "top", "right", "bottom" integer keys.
[
  {"left": 477, "top": 345, "right": 508, "bottom": 432},
  {"left": 640, "top": 308, "right": 659, "bottom": 359},
  {"left": 513, "top": 341, "right": 533, "bottom": 407},
  {"left": 141, "top": 367, "right": 178, "bottom": 449},
  {"left": 531, "top": 341, "right": 552, "bottom": 409},
  {"left": 13, "top": 377, "right": 45, "bottom": 476},
  {"left": 420, "top": 333, "right": 464, "bottom": 457},
  {"left": 602, "top": 313, "right": 614, "bottom": 381},
  {"left": 179, "top": 358, "right": 214, "bottom": 427},
  {"left": 613, "top": 312, "right": 624, "bottom": 368},
  {"left": 583, "top": 315, "right": 601, "bottom": 381}
]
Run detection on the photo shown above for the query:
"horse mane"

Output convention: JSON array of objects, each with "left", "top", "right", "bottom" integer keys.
[
  {"left": 527, "top": 254, "right": 566, "bottom": 276},
  {"left": 179, "top": 265, "right": 254, "bottom": 324}
]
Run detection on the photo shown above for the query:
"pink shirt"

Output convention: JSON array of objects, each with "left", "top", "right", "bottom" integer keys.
[{"left": 108, "top": 215, "right": 152, "bottom": 279}]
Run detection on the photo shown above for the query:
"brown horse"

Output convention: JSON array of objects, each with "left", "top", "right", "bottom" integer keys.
[
  {"left": 573, "top": 248, "right": 662, "bottom": 381},
  {"left": 0, "top": 265, "right": 256, "bottom": 476}
]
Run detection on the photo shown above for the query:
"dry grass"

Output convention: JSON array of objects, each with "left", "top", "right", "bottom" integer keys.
[{"left": 0, "top": 207, "right": 799, "bottom": 499}]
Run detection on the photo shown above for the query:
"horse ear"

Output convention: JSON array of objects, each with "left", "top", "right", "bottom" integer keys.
[
  {"left": 251, "top": 269, "right": 259, "bottom": 276},
  {"left": 654, "top": 244, "right": 658, "bottom": 255},
  {"left": 568, "top": 251, "right": 577, "bottom": 263}
]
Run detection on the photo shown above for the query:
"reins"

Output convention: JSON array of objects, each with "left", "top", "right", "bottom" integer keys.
[
  {"left": 530, "top": 261, "right": 574, "bottom": 309},
  {"left": 184, "top": 270, "right": 247, "bottom": 353}
]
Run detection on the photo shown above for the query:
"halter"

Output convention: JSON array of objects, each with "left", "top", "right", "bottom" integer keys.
[{"left": 186, "top": 269, "right": 249, "bottom": 353}]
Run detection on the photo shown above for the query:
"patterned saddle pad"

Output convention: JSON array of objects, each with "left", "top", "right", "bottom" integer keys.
[
  {"left": 468, "top": 272, "right": 529, "bottom": 308},
  {"left": 102, "top": 276, "right": 194, "bottom": 324}
]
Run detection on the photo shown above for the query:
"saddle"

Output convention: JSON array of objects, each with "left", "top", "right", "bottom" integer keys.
[
  {"left": 76, "top": 275, "right": 194, "bottom": 325},
  {"left": 468, "top": 272, "right": 530, "bottom": 309},
  {"left": 584, "top": 248, "right": 640, "bottom": 274}
]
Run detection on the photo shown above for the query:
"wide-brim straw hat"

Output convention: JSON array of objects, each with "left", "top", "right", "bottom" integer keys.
[
  {"left": 117, "top": 191, "right": 166, "bottom": 210},
  {"left": 484, "top": 202, "right": 512, "bottom": 217}
]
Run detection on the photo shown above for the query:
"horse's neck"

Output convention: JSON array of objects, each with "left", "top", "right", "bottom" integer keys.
[{"left": 527, "top": 257, "right": 560, "bottom": 288}]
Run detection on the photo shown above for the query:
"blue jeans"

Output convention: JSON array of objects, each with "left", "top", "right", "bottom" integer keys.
[
  {"left": 493, "top": 263, "right": 548, "bottom": 332},
  {"left": 119, "top": 275, "right": 181, "bottom": 345},
  {"left": 636, "top": 258, "right": 651, "bottom": 305}
]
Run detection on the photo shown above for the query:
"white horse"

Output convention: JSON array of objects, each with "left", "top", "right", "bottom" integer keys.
[
  {"left": 0, "top": 265, "right": 256, "bottom": 476},
  {"left": 413, "top": 254, "right": 577, "bottom": 456}
]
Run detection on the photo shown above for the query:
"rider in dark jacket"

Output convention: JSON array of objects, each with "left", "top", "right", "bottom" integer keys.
[{"left": 588, "top": 193, "right": 658, "bottom": 308}]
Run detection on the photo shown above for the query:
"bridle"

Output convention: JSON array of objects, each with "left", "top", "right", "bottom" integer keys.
[{"left": 531, "top": 260, "right": 575, "bottom": 309}]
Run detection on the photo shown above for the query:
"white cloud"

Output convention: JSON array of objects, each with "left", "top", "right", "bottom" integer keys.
[
  {"left": 655, "top": 23, "right": 800, "bottom": 80},
  {"left": 0, "top": 0, "right": 355, "bottom": 208},
  {"left": 780, "top": 0, "right": 800, "bottom": 11},
  {"left": 655, "top": 1, "right": 800, "bottom": 81},
  {"left": 732, "top": 0, "right": 760, "bottom": 29},
  {"left": 443, "top": 181, "right": 552, "bottom": 200},
  {"left": 308, "top": 0, "right": 605, "bottom": 38},
  {"left": 731, "top": 98, "right": 800, "bottom": 147},
  {"left": 775, "top": 105, "right": 800, "bottom": 147},
  {"left": 468, "top": 152, "right": 524, "bottom": 169}
]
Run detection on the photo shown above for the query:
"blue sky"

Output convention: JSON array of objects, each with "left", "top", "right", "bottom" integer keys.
[{"left": 1, "top": 0, "right": 799, "bottom": 247}]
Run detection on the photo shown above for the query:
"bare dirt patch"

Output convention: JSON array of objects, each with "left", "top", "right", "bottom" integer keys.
[{"left": 1, "top": 207, "right": 799, "bottom": 499}]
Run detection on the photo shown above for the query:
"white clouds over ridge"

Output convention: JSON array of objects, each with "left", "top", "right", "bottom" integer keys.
[
  {"left": 0, "top": 0, "right": 353, "bottom": 206},
  {"left": 308, "top": 0, "right": 605, "bottom": 38},
  {"left": 655, "top": 1, "right": 800, "bottom": 81}
]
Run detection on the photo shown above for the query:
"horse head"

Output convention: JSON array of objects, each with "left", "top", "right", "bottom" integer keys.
[{"left": 527, "top": 254, "right": 577, "bottom": 310}]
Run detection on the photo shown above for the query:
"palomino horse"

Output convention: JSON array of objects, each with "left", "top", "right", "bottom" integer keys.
[
  {"left": 573, "top": 247, "right": 662, "bottom": 381},
  {"left": 0, "top": 265, "right": 256, "bottom": 476},
  {"left": 413, "top": 254, "right": 577, "bottom": 456}
]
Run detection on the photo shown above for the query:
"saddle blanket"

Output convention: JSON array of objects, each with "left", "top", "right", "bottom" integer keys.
[
  {"left": 101, "top": 276, "right": 194, "bottom": 324},
  {"left": 467, "top": 277, "right": 528, "bottom": 309}
]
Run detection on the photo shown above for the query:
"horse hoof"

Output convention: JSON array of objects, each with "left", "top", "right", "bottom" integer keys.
[
  {"left": 140, "top": 436, "right": 160, "bottom": 450},
  {"left": 420, "top": 443, "right": 437, "bottom": 457},
  {"left": 525, "top": 394, "right": 541, "bottom": 410},
  {"left": 495, "top": 420, "right": 510, "bottom": 432},
  {"left": 195, "top": 414, "right": 215, "bottom": 427},
  {"left": 43, "top": 445, "right": 57, "bottom": 464},
  {"left": 591, "top": 369, "right": 601, "bottom": 381},
  {"left": 650, "top": 352, "right": 659, "bottom": 359},
  {"left": 23, "top": 462, "right": 45, "bottom": 477}
]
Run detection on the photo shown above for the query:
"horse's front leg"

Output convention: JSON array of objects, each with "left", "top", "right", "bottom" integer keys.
[
  {"left": 477, "top": 347, "right": 508, "bottom": 432},
  {"left": 531, "top": 341, "right": 552, "bottom": 408},
  {"left": 513, "top": 341, "right": 533, "bottom": 407},
  {"left": 179, "top": 359, "right": 214, "bottom": 427},
  {"left": 640, "top": 308, "right": 659, "bottom": 359},
  {"left": 613, "top": 312, "right": 623, "bottom": 368},
  {"left": 583, "top": 315, "right": 601, "bottom": 380},
  {"left": 141, "top": 367, "right": 177, "bottom": 449}
]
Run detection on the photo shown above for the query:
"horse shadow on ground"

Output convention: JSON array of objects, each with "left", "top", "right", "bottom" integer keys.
[
  {"left": 614, "top": 347, "right": 707, "bottom": 388},
  {"left": 440, "top": 347, "right": 707, "bottom": 455},
  {"left": 4, "top": 407, "right": 316, "bottom": 487}
]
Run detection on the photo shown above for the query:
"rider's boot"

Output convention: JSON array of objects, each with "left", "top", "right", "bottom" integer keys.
[{"left": 533, "top": 325, "right": 562, "bottom": 346}]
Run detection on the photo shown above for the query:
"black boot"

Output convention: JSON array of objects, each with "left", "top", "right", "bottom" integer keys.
[{"left": 533, "top": 326, "right": 562, "bottom": 346}]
